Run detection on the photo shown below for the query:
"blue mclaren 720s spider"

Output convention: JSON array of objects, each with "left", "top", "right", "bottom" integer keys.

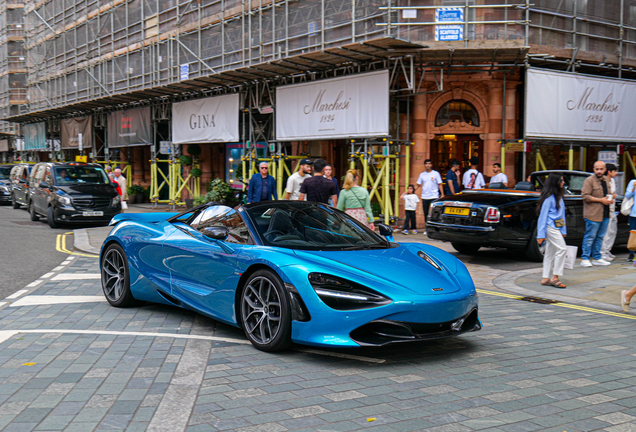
[{"left": 100, "top": 201, "right": 481, "bottom": 352}]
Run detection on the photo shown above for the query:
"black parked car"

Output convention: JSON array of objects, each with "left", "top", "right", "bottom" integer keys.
[
  {"left": 28, "top": 162, "right": 121, "bottom": 228},
  {"left": 9, "top": 163, "right": 31, "bottom": 208},
  {"left": 0, "top": 165, "right": 13, "bottom": 204},
  {"left": 426, "top": 170, "right": 629, "bottom": 262}
]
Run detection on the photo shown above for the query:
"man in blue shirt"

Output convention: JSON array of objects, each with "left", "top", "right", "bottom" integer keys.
[
  {"left": 247, "top": 162, "right": 278, "bottom": 204},
  {"left": 445, "top": 160, "right": 460, "bottom": 196}
]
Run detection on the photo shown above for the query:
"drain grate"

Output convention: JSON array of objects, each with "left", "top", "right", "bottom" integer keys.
[{"left": 518, "top": 296, "right": 560, "bottom": 305}]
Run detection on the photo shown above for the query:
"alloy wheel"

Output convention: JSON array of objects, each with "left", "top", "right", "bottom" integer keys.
[
  {"left": 241, "top": 276, "right": 282, "bottom": 345},
  {"left": 102, "top": 247, "right": 127, "bottom": 302}
]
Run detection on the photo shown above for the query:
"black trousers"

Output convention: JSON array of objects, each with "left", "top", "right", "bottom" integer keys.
[{"left": 403, "top": 210, "right": 417, "bottom": 230}]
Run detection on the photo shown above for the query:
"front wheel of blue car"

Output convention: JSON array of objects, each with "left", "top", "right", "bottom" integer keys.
[
  {"left": 101, "top": 243, "right": 137, "bottom": 308},
  {"left": 240, "top": 270, "right": 291, "bottom": 352}
]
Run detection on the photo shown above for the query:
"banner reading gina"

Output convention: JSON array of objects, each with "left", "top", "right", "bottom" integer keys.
[
  {"left": 276, "top": 71, "right": 389, "bottom": 141},
  {"left": 526, "top": 68, "right": 636, "bottom": 142},
  {"left": 172, "top": 94, "right": 239, "bottom": 144}
]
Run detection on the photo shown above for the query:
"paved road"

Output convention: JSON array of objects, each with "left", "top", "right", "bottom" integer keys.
[{"left": 0, "top": 204, "right": 69, "bottom": 299}]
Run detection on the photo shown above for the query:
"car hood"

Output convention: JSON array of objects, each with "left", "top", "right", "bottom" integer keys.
[
  {"left": 293, "top": 244, "right": 460, "bottom": 295},
  {"left": 55, "top": 184, "right": 117, "bottom": 197}
]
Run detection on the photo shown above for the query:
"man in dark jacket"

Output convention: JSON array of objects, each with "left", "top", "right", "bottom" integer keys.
[{"left": 247, "top": 162, "right": 278, "bottom": 204}]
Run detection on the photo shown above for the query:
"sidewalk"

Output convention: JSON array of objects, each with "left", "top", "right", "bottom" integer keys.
[{"left": 73, "top": 209, "right": 634, "bottom": 313}]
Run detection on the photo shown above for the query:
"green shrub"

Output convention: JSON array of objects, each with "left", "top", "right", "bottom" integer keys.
[
  {"left": 187, "top": 144, "right": 202, "bottom": 156},
  {"left": 179, "top": 155, "right": 192, "bottom": 166},
  {"left": 190, "top": 167, "right": 202, "bottom": 178},
  {"left": 370, "top": 201, "right": 382, "bottom": 217}
]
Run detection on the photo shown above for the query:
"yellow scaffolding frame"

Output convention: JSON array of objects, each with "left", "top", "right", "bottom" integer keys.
[
  {"left": 149, "top": 158, "right": 200, "bottom": 206},
  {"left": 95, "top": 161, "right": 132, "bottom": 180}
]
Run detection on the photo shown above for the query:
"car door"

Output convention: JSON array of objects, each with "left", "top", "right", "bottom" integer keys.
[
  {"left": 564, "top": 197, "right": 585, "bottom": 244},
  {"left": 30, "top": 164, "right": 46, "bottom": 212},
  {"left": 162, "top": 206, "right": 250, "bottom": 323},
  {"left": 16, "top": 166, "right": 29, "bottom": 204}
]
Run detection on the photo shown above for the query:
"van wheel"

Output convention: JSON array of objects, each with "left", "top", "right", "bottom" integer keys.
[
  {"left": 47, "top": 206, "right": 58, "bottom": 228},
  {"left": 29, "top": 202, "right": 39, "bottom": 221}
]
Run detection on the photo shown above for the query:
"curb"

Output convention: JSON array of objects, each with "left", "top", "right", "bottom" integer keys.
[
  {"left": 493, "top": 267, "right": 634, "bottom": 315},
  {"left": 72, "top": 228, "right": 101, "bottom": 255}
]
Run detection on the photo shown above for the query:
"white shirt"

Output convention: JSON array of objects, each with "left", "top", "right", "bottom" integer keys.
[
  {"left": 463, "top": 169, "right": 485, "bottom": 189},
  {"left": 403, "top": 193, "right": 420, "bottom": 211},
  {"left": 285, "top": 172, "right": 311, "bottom": 200},
  {"left": 416, "top": 170, "right": 443, "bottom": 199},
  {"left": 609, "top": 177, "right": 616, "bottom": 213},
  {"left": 490, "top": 172, "right": 508, "bottom": 185}
]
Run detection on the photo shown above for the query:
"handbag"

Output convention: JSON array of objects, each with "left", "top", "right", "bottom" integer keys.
[
  {"left": 628, "top": 230, "right": 636, "bottom": 251},
  {"left": 121, "top": 200, "right": 128, "bottom": 210},
  {"left": 621, "top": 196, "right": 633, "bottom": 216},
  {"left": 564, "top": 245, "right": 577, "bottom": 270}
]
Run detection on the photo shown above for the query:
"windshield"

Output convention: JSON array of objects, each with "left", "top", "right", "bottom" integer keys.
[
  {"left": 0, "top": 167, "right": 11, "bottom": 179},
  {"left": 54, "top": 166, "right": 109, "bottom": 185},
  {"left": 245, "top": 202, "right": 388, "bottom": 250},
  {"left": 532, "top": 172, "right": 589, "bottom": 195}
]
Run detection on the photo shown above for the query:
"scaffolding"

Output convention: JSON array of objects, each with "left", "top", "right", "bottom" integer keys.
[{"left": 0, "top": 2, "right": 26, "bottom": 137}]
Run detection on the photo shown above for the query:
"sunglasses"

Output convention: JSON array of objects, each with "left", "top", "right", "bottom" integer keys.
[{"left": 260, "top": 167, "right": 268, "bottom": 170}]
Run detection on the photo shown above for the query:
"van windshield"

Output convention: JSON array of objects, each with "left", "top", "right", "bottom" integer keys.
[{"left": 54, "top": 166, "right": 109, "bottom": 185}]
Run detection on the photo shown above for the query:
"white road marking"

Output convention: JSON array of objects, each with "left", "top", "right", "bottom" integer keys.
[
  {"left": 26, "top": 280, "right": 42, "bottom": 288},
  {"left": 6, "top": 290, "right": 28, "bottom": 300},
  {"left": 0, "top": 331, "right": 17, "bottom": 344},
  {"left": 51, "top": 273, "right": 100, "bottom": 281},
  {"left": 41, "top": 273, "right": 54, "bottom": 279},
  {"left": 0, "top": 329, "right": 250, "bottom": 344},
  {"left": 10, "top": 296, "right": 107, "bottom": 307},
  {"left": 0, "top": 302, "right": 8, "bottom": 309},
  {"left": 297, "top": 348, "right": 386, "bottom": 364},
  {"left": 52, "top": 266, "right": 65, "bottom": 271}
]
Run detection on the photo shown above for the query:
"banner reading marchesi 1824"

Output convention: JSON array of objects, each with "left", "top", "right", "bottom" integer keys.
[
  {"left": 276, "top": 71, "right": 389, "bottom": 141},
  {"left": 24, "top": 122, "right": 47, "bottom": 150},
  {"left": 107, "top": 107, "right": 152, "bottom": 147},
  {"left": 61, "top": 116, "right": 93, "bottom": 149},
  {"left": 172, "top": 94, "right": 239, "bottom": 144},
  {"left": 526, "top": 68, "right": 636, "bottom": 142}
]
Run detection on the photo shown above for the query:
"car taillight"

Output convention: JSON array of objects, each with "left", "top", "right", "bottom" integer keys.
[{"left": 484, "top": 207, "right": 500, "bottom": 223}]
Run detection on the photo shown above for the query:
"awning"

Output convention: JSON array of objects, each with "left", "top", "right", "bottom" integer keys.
[{"left": 6, "top": 37, "right": 426, "bottom": 123}]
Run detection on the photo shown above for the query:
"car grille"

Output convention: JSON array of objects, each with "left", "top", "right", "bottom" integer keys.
[{"left": 73, "top": 198, "right": 111, "bottom": 208}]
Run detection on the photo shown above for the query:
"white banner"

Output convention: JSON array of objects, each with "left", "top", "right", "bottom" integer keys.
[
  {"left": 172, "top": 94, "right": 239, "bottom": 144},
  {"left": 526, "top": 68, "right": 636, "bottom": 142},
  {"left": 276, "top": 71, "right": 389, "bottom": 141}
]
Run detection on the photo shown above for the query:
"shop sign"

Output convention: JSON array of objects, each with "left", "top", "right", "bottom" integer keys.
[
  {"left": 598, "top": 150, "right": 617, "bottom": 165},
  {"left": 275, "top": 71, "right": 389, "bottom": 141},
  {"left": 172, "top": 94, "right": 240, "bottom": 144},
  {"left": 159, "top": 141, "right": 173, "bottom": 155},
  {"left": 107, "top": 107, "right": 152, "bottom": 148},
  {"left": 435, "top": 7, "right": 463, "bottom": 42},
  {"left": 24, "top": 122, "right": 47, "bottom": 150},
  {"left": 505, "top": 142, "right": 525, "bottom": 152},
  {"left": 526, "top": 68, "right": 636, "bottom": 142},
  {"left": 61, "top": 116, "right": 92, "bottom": 150}
]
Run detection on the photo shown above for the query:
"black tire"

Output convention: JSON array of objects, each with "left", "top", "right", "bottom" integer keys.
[
  {"left": 451, "top": 242, "right": 481, "bottom": 255},
  {"left": 29, "top": 201, "right": 39, "bottom": 221},
  {"left": 101, "top": 243, "right": 138, "bottom": 307},
  {"left": 11, "top": 195, "right": 20, "bottom": 209},
  {"left": 47, "top": 206, "right": 58, "bottom": 229},
  {"left": 525, "top": 229, "right": 545, "bottom": 262},
  {"left": 239, "top": 269, "right": 292, "bottom": 352}
]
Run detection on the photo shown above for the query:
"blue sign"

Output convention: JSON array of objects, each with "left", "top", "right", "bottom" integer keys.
[
  {"left": 436, "top": 7, "right": 463, "bottom": 23},
  {"left": 435, "top": 7, "right": 464, "bottom": 42},
  {"left": 180, "top": 64, "right": 189, "bottom": 81},
  {"left": 435, "top": 25, "right": 463, "bottom": 42}
]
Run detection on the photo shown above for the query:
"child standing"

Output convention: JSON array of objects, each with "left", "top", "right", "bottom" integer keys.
[{"left": 401, "top": 185, "right": 420, "bottom": 234}]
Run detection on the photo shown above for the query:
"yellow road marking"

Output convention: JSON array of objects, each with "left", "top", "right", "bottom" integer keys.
[
  {"left": 56, "top": 234, "right": 99, "bottom": 258},
  {"left": 476, "top": 288, "right": 636, "bottom": 320}
]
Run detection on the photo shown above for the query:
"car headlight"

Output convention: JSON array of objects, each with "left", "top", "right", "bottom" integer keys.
[
  {"left": 0, "top": 185, "right": 8, "bottom": 192},
  {"left": 308, "top": 273, "right": 391, "bottom": 311},
  {"left": 56, "top": 194, "right": 72, "bottom": 206},
  {"left": 112, "top": 195, "right": 121, "bottom": 205}
]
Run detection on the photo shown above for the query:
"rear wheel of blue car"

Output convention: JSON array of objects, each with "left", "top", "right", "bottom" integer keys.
[
  {"left": 101, "top": 243, "right": 137, "bottom": 307},
  {"left": 240, "top": 270, "right": 291, "bottom": 352}
]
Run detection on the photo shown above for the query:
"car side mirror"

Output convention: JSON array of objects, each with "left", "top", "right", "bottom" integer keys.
[
  {"left": 39, "top": 181, "right": 50, "bottom": 189},
  {"left": 378, "top": 223, "right": 393, "bottom": 237},
  {"left": 202, "top": 226, "right": 229, "bottom": 241}
]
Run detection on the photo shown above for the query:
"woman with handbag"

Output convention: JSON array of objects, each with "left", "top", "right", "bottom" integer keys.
[
  {"left": 624, "top": 179, "right": 636, "bottom": 261},
  {"left": 537, "top": 172, "right": 567, "bottom": 288},
  {"left": 337, "top": 169, "right": 375, "bottom": 230}
]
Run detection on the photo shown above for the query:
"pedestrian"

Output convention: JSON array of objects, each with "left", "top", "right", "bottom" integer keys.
[
  {"left": 580, "top": 160, "right": 613, "bottom": 267},
  {"left": 489, "top": 163, "right": 508, "bottom": 187},
  {"left": 445, "top": 160, "right": 460, "bottom": 195},
  {"left": 247, "top": 162, "right": 278, "bottom": 204},
  {"left": 415, "top": 159, "right": 444, "bottom": 235},
  {"left": 323, "top": 164, "right": 340, "bottom": 206},
  {"left": 601, "top": 163, "right": 618, "bottom": 261},
  {"left": 298, "top": 158, "right": 338, "bottom": 205},
  {"left": 621, "top": 284, "right": 636, "bottom": 312},
  {"left": 108, "top": 172, "right": 122, "bottom": 196},
  {"left": 462, "top": 157, "right": 485, "bottom": 190},
  {"left": 337, "top": 169, "right": 374, "bottom": 230},
  {"left": 113, "top": 168, "right": 128, "bottom": 203},
  {"left": 624, "top": 176, "right": 636, "bottom": 262},
  {"left": 105, "top": 165, "right": 112, "bottom": 175},
  {"left": 400, "top": 184, "right": 420, "bottom": 234},
  {"left": 536, "top": 172, "right": 567, "bottom": 288},
  {"left": 285, "top": 159, "right": 312, "bottom": 200}
]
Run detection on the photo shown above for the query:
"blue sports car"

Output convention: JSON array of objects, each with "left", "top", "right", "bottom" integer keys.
[{"left": 100, "top": 201, "right": 480, "bottom": 351}]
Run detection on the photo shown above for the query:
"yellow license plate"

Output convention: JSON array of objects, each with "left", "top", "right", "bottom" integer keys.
[{"left": 444, "top": 207, "right": 470, "bottom": 216}]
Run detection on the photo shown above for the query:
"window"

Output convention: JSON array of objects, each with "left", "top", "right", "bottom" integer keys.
[
  {"left": 192, "top": 206, "right": 250, "bottom": 244},
  {"left": 435, "top": 100, "right": 480, "bottom": 127},
  {"left": 32, "top": 165, "right": 45, "bottom": 184}
]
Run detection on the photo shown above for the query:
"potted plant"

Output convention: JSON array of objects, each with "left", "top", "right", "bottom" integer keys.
[
  {"left": 133, "top": 185, "right": 145, "bottom": 203},
  {"left": 179, "top": 155, "right": 192, "bottom": 166},
  {"left": 127, "top": 186, "right": 137, "bottom": 204},
  {"left": 191, "top": 179, "right": 234, "bottom": 207}
]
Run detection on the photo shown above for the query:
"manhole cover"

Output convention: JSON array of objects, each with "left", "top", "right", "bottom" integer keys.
[
  {"left": 518, "top": 296, "right": 560, "bottom": 305},
  {"left": 12, "top": 221, "right": 44, "bottom": 226}
]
